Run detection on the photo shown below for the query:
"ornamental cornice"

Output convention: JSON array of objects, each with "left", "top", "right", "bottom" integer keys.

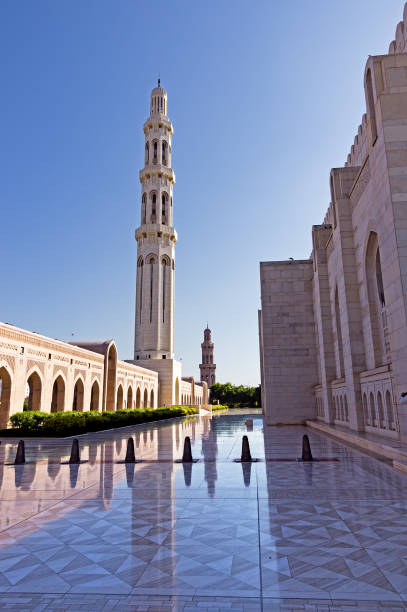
[{"left": 0, "top": 324, "right": 105, "bottom": 363}]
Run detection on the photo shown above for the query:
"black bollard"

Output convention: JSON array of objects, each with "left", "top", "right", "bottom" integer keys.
[
  {"left": 241, "top": 435, "right": 252, "bottom": 462},
  {"left": 302, "top": 435, "right": 313, "bottom": 461},
  {"left": 124, "top": 437, "right": 136, "bottom": 463},
  {"left": 182, "top": 436, "right": 193, "bottom": 463},
  {"left": 14, "top": 440, "right": 25, "bottom": 465},
  {"left": 69, "top": 439, "right": 80, "bottom": 464}
]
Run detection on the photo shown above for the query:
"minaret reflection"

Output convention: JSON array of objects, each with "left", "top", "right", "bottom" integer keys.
[
  {"left": 88, "top": 443, "right": 97, "bottom": 466},
  {"left": 98, "top": 441, "right": 114, "bottom": 509},
  {"left": 201, "top": 417, "right": 217, "bottom": 497},
  {"left": 47, "top": 458, "right": 61, "bottom": 480},
  {"left": 15, "top": 462, "right": 36, "bottom": 489}
]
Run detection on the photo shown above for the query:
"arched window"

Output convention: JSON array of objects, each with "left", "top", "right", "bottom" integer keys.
[
  {"left": 366, "top": 233, "right": 389, "bottom": 366},
  {"left": 149, "top": 256, "right": 155, "bottom": 323},
  {"left": 344, "top": 396, "right": 349, "bottom": 422},
  {"left": 145, "top": 142, "right": 149, "bottom": 164},
  {"left": 376, "top": 250, "right": 385, "bottom": 307},
  {"left": 151, "top": 193, "right": 157, "bottom": 223},
  {"left": 150, "top": 389, "right": 154, "bottom": 408},
  {"left": 162, "top": 259, "right": 167, "bottom": 323},
  {"left": 162, "top": 141, "right": 167, "bottom": 166},
  {"left": 366, "top": 68, "right": 377, "bottom": 144},
  {"left": 340, "top": 396, "right": 344, "bottom": 421},
  {"left": 334, "top": 287, "right": 345, "bottom": 378},
  {"left": 136, "top": 387, "right": 141, "bottom": 409},
  {"left": 143, "top": 388, "right": 148, "bottom": 408},
  {"left": 162, "top": 193, "right": 168, "bottom": 224},
  {"left": 385, "top": 391, "right": 395, "bottom": 430},
  {"left": 142, "top": 193, "right": 147, "bottom": 224},
  {"left": 153, "top": 141, "right": 158, "bottom": 164}
]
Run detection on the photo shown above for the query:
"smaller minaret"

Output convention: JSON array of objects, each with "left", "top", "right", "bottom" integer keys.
[{"left": 199, "top": 326, "right": 216, "bottom": 387}]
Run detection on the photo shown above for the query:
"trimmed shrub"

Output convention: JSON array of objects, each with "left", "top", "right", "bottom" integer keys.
[
  {"left": 211, "top": 405, "right": 228, "bottom": 412},
  {"left": 6, "top": 406, "right": 197, "bottom": 437}
]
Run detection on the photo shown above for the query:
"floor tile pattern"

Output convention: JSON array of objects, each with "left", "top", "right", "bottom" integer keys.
[{"left": 0, "top": 411, "right": 405, "bottom": 609}]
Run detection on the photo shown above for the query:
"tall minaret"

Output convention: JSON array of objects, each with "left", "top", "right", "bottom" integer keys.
[
  {"left": 134, "top": 80, "right": 177, "bottom": 361},
  {"left": 199, "top": 326, "right": 216, "bottom": 387}
]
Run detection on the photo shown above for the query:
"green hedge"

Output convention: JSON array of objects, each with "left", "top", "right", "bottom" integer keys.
[
  {"left": 4, "top": 406, "right": 197, "bottom": 437},
  {"left": 211, "top": 405, "right": 228, "bottom": 412}
]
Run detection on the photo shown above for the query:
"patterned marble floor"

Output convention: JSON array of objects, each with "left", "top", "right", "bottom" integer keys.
[{"left": 0, "top": 411, "right": 406, "bottom": 610}]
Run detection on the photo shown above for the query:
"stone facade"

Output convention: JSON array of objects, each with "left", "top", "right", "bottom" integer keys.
[
  {"left": 199, "top": 327, "right": 216, "bottom": 387},
  {"left": 0, "top": 322, "right": 158, "bottom": 426},
  {"left": 259, "top": 4, "right": 407, "bottom": 442}
]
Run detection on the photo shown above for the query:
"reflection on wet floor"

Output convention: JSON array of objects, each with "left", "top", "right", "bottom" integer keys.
[{"left": 0, "top": 410, "right": 406, "bottom": 606}]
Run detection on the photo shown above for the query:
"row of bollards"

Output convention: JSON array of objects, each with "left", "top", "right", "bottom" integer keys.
[{"left": 11, "top": 433, "right": 315, "bottom": 465}]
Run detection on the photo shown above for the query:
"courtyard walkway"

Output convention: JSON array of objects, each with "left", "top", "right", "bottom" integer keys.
[{"left": 0, "top": 411, "right": 405, "bottom": 610}]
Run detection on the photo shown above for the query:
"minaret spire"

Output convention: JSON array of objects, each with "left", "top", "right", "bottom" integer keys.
[{"left": 134, "top": 83, "right": 177, "bottom": 361}]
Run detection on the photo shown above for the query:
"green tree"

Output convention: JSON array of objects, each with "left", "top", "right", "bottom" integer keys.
[{"left": 210, "top": 383, "right": 261, "bottom": 407}]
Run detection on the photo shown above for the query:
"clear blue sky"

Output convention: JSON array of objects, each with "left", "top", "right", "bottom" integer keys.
[{"left": 0, "top": 0, "right": 404, "bottom": 386}]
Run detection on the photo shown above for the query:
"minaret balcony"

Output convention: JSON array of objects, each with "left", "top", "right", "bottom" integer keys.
[
  {"left": 135, "top": 224, "right": 177, "bottom": 242},
  {"left": 143, "top": 116, "right": 173, "bottom": 133},
  {"left": 139, "top": 165, "right": 175, "bottom": 184}
]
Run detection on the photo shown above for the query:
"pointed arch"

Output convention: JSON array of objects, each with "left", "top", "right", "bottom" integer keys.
[
  {"left": 365, "top": 232, "right": 388, "bottom": 367},
  {"left": 127, "top": 385, "right": 133, "bottom": 410},
  {"left": 369, "top": 392, "right": 376, "bottom": 427},
  {"left": 116, "top": 384, "right": 124, "bottom": 411},
  {"left": 26, "top": 368, "right": 42, "bottom": 412},
  {"left": 366, "top": 68, "right": 377, "bottom": 144},
  {"left": 51, "top": 374, "right": 65, "bottom": 413},
  {"left": 150, "top": 388, "right": 154, "bottom": 408},
  {"left": 90, "top": 379, "right": 100, "bottom": 411},
  {"left": 334, "top": 286, "right": 345, "bottom": 378},
  {"left": 386, "top": 390, "right": 395, "bottom": 430},
  {"left": 136, "top": 387, "right": 141, "bottom": 409},
  {"left": 0, "top": 365, "right": 12, "bottom": 428},
  {"left": 73, "top": 377, "right": 84, "bottom": 412},
  {"left": 175, "top": 377, "right": 180, "bottom": 405},
  {"left": 106, "top": 343, "right": 117, "bottom": 412},
  {"left": 143, "top": 388, "right": 148, "bottom": 408}
]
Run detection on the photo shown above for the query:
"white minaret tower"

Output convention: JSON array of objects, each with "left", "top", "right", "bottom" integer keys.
[{"left": 134, "top": 80, "right": 177, "bottom": 361}]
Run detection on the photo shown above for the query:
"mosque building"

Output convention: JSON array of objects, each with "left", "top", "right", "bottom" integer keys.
[
  {"left": 259, "top": 3, "right": 407, "bottom": 444},
  {"left": 0, "top": 83, "right": 208, "bottom": 424}
]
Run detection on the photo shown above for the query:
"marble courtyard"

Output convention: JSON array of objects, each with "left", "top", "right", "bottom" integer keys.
[{"left": 0, "top": 412, "right": 405, "bottom": 610}]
